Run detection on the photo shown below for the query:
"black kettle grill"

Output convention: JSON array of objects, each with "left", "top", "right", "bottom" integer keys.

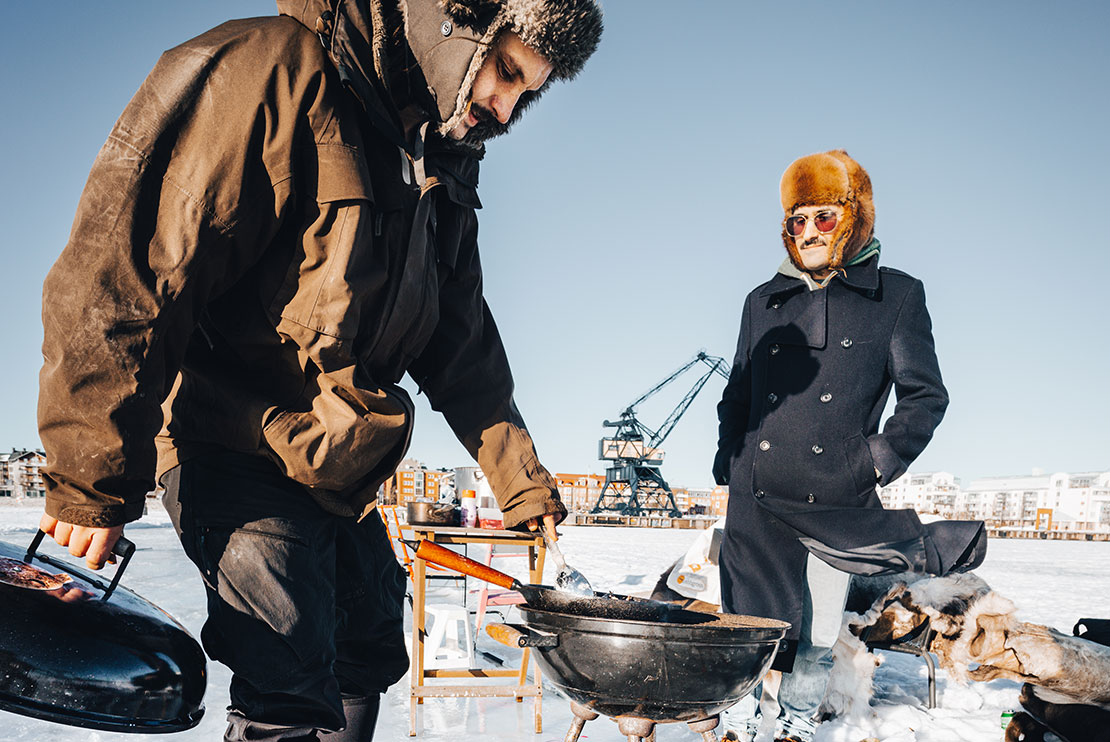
[{"left": 0, "top": 530, "right": 206, "bottom": 733}]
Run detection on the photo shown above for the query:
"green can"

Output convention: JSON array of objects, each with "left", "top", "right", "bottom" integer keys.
[{"left": 1000, "top": 708, "right": 1015, "bottom": 729}]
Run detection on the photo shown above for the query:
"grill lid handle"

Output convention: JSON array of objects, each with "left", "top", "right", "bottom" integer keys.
[{"left": 25, "top": 529, "right": 136, "bottom": 601}]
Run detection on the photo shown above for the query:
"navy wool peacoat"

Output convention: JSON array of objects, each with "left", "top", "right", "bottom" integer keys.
[{"left": 714, "top": 255, "right": 986, "bottom": 669}]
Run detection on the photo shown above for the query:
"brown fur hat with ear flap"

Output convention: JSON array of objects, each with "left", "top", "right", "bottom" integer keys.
[{"left": 779, "top": 150, "right": 875, "bottom": 272}]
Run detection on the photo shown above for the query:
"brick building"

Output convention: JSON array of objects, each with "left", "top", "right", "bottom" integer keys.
[
  {"left": 379, "top": 458, "right": 452, "bottom": 507},
  {"left": 554, "top": 473, "right": 605, "bottom": 513}
]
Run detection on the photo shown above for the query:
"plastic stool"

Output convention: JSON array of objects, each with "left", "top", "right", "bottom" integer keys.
[{"left": 424, "top": 603, "right": 475, "bottom": 670}]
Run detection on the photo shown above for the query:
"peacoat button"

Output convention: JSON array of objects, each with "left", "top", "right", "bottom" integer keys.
[
  {"left": 755, "top": 490, "right": 765, "bottom": 498},
  {"left": 820, "top": 392, "right": 832, "bottom": 403},
  {"left": 769, "top": 344, "right": 780, "bottom": 355},
  {"left": 811, "top": 444, "right": 824, "bottom": 455},
  {"left": 806, "top": 493, "right": 816, "bottom": 503},
  {"left": 841, "top": 337, "right": 853, "bottom": 348},
  {"left": 767, "top": 392, "right": 778, "bottom": 403},
  {"left": 759, "top": 440, "right": 771, "bottom": 451},
  {"left": 441, "top": 20, "right": 453, "bottom": 36}
]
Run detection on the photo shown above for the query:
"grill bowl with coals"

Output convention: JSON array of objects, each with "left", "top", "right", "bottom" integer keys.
[
  {"left": 490, "top": 606, "right": 788, "bottom": 741},
  {"left": 519, "top": 606, "right": 787, "bottom": 722},
  {"left": 409, "top": 531, "right": 789, "bottom": 740}
]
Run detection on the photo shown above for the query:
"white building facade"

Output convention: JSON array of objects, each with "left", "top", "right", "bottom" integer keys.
[
  {"left": 877, "top": 471, "right": 960, "bottom": 516},
  {"left": 958, "top": 470, "right": 1110, "bottom": 532},
  {"left": 0, "top": 449, "right": 47, "bottom": 500},
  {"left": 879, "top": 469, "right": 1110, "bottom": 533}
]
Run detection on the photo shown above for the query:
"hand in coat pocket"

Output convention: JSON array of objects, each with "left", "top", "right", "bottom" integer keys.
[{"left": 712, "top": 446, "right": 732, "bottom": 486}]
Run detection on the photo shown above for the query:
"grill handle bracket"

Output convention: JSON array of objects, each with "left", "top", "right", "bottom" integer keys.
[{"left": 486, "top": 622, "right": 559, "bottom": 649}]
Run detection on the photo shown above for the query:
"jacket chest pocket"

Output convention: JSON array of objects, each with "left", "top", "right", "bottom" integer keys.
[{"left": 270, "top": 143, "right": 380, "bottom": 349}]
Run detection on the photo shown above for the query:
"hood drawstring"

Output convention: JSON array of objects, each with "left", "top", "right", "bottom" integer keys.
[
  {"left": 399, "top": 121, "right": 430, "bottom": 188},
  {"left": 315, "top": 9, "right": 335, "bottom": 48}
]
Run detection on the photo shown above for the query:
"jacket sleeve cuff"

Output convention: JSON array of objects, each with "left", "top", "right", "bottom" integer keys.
[
  {"left": 45, "top": 495, "right": 146, "bottom": 528},
  {"left": 499, "top": 487, "right": 568, "bottom": 532},
  {"left": 496, "top": 457, "right": 568, "bottom": 531},
  {"left": 867, "top": 434, "right": 905, "bottom": 487}
]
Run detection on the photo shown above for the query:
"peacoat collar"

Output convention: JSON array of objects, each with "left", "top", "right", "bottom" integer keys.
[
  {"left": 754, "top": 254, "right": 884, "bottom": 351},
  {"left": 759, "top": 254, "right": 881, "bottom": 298}
]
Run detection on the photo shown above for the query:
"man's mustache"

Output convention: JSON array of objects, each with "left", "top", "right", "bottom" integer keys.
[{"left": 470, "top": 103, "right": 494, "bottom": 124}]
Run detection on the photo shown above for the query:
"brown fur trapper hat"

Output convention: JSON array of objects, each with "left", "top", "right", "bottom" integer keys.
[
  {"left": 404, "top": 0, "right": 603, "bottom": 141},
  {"left": 780, "top": 150, "right": 875, "bottom": 272}
]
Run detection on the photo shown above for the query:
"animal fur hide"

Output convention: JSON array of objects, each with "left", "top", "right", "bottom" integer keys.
[
  {"left": 852, "top": 576, "right": 1110, "bottom": 710},
  {"left": 651, "top": 561, "right": 1110, "bottom": 735}
]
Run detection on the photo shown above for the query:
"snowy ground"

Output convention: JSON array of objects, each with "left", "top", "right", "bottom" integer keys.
[{"left": 2, "top": 500, "right": 1107, "bottom": 742}]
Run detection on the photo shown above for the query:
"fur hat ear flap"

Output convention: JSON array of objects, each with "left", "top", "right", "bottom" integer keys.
[
  {"left": 827, "top": 149, "right": 874, "bottom": 255},
  {"left": 780, "top": 149, "right": 875, "bottom": 270}
]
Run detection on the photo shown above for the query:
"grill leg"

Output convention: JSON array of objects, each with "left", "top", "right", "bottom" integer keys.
[
  {"left": 616, "top": 716, "right": 656, "bottom": 742},
  {"left": 688, "top": 714, "right": 720, "bottom": 742},
  {"left": 564, "top": 701, "right": 598, "bottom": 742}
]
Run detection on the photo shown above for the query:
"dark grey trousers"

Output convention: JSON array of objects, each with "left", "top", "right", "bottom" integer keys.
[{"left": 163, "top": 451, "right": 408, "bottom": 741}]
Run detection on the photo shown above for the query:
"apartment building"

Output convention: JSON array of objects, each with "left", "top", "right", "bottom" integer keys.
[
  {"left": 958, "top": 472, "right": 1050, "bottom": 524},
  {"left": 0, "top": 449, "right": 47, "bottom": 500},
  {"left": 554, "top": 473, "right": 605, "bottom": 513},
  {"left": 379, "top": 458, "right": 452, "bottom": 506},
  {"left": 1042, "top": 471, "right": 1110, "bottom": 531},
  {"left": 553, "top": 476, "right": 728, "bottom": 517},
  {"left": 372, "top": 455, "right": 1110, "bottom": 533},
  {"left": 877, "top": 472, "right": 960, "bottom": 516},
  {"left": 959, "top": 471, "right": 1110, "bottom": 531},
  {"left": 670, "top": 486, "right": 690, "bottom": 513},
  {"left": 709, "top": 485, "right": 728, "bottom": 517},
  {"left": 684, "top": 487, "right": 728, "bottom": 517}
]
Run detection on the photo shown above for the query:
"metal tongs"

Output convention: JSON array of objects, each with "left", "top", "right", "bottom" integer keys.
[{"left": 542, "top": 528, "right": 594, "bottom": 597}]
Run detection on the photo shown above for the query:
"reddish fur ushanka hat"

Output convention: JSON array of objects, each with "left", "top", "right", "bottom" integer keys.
[{"left": 779, "top": 150, "right": 875, "bottom": 271}]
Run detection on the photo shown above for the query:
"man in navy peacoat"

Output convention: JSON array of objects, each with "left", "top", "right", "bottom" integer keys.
[{"left": 714, "top": 150, "right": 986, "bottom": 742}]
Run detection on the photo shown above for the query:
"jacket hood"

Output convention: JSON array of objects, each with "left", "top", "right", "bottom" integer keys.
[
  {"left": 278, "top": 0, "right": 601, "bottom": 146},
  {"left": 278, "top": 0, "right": 411, "bottom": 149},
  {"left": 779, "top": 149, "right": 875, "bottom": 275}
]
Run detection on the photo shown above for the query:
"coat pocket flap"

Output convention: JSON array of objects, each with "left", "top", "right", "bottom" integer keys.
[{"left": 314, "top": 143, "right": 374, "bottom": 204}]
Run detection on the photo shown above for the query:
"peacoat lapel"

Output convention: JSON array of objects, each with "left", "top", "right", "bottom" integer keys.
[{"left": 757, "top": 275, "right": 827, "bottom": 350}]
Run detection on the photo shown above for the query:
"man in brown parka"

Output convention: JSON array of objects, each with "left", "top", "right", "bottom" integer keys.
[{"left": 36, "top": 1, "right": 602, "bottom": 739}]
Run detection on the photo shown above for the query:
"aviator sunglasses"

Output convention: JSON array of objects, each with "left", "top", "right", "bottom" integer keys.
[{"left": 785, "top": 211, "right": 838, "bottom": 237}]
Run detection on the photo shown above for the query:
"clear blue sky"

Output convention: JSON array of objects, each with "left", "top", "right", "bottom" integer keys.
[{"left": 1, "top": 1, "right": 1107, "bottom": 490}]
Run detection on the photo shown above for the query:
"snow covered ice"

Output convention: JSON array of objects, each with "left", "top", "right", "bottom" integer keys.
[{"left": 2, "top": 501, "right": 1107, "bottom": 742}]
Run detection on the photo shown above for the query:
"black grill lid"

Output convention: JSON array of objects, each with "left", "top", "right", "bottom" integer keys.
[{"left": 0, "top": 531, "right": 206, "bottom": 733}]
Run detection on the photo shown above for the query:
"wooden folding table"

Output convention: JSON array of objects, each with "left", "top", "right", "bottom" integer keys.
[{"left": 407, "top": 525, "right": 546, "bottom": 736}]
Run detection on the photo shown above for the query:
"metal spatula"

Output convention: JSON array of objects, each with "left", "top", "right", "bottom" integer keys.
[{"left": 542, "top": 528, "right": 594, "bottom": 597}]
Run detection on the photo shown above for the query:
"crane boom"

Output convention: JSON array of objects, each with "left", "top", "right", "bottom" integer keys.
[
  {"left": 647, "top": 355, "right": 730, "bottom": 448},
  {"left": 591, "top": 351, "right": 731, "bottom": 517}
]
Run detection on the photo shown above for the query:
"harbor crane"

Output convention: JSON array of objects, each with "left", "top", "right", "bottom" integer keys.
[{"left": 592, "top": 351, "right": 731, "bottom": 517}]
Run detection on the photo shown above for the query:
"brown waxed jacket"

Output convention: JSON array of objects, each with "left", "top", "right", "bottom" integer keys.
[{"left": 38, "top": 8, "right": 566, "bottom": 529}]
